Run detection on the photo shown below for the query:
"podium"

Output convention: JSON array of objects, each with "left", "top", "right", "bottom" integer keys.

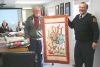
[
  {"left": 0, "top": 47, "right": 36, "bottom": 67},
  {"left": 2, "top": 52, "right": 35, "bottom": 67}
]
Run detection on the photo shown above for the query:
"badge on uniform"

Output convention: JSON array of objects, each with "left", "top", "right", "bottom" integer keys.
[
  {"left": 93, "top": 17, "right": 97, "bottom": 22},
  {"left": 92, "top": 16, "right": 97, "bottom": 23}
]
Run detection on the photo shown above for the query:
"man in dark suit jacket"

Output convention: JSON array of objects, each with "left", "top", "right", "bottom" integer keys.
[
  {"left": 24, "top": 7, "right": 43, "bottom": 67},
  {"left": 68, "top": 2, "right": 99, "bottom": 67}
]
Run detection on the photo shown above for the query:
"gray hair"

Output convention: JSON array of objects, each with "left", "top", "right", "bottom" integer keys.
[{"left": 80, "top": 2, "right": 88, "bottom": 9}]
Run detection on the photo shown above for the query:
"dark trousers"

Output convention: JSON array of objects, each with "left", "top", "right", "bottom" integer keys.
[
  {"left": 74, "top": 41, "right": 95, "bottom": 67},
  {"left": 28, "top": 38, "right": 42, "bottom": 67}
]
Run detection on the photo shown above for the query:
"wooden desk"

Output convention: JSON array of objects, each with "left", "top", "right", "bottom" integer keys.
[
  {"left": 2, "top": 51, "right": 35, "bottom": 67},
  {"left": 0, "top": 47, "right": 28, "bottom": 52}
]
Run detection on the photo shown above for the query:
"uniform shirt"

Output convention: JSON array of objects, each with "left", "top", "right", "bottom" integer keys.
[
  {"left": 68, "top": 13, "right": 99, "bottom": 42},
  {"left": 79, "top": 13, "right": 87, "bottom": 19}
]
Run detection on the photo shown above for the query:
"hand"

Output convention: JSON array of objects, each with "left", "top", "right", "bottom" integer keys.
[
  {"left": 92, "top": 42, "right": 97, "bottom": 49},
  {"left": 26, "top": 38, "right": 30, "bottom": 43}
]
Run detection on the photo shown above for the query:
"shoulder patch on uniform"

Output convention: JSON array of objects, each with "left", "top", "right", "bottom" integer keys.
[
  {"left": 93, "top": 16, "right": 97, "bottom": 23},
  {"left": 91, "top": 14, "right": 97, "bottom": 23}
]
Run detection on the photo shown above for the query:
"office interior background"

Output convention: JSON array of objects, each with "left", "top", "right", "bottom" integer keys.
[{"left": 0, "top": 0, "right": 100, "bottom": 67}]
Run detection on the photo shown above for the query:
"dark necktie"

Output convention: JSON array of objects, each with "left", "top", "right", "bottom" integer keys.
[{"left": 33, "top": 16, "right": 39, "bottom": 29}]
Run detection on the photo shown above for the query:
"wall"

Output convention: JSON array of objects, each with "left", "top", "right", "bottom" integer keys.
[
  {"left": 90, "top": 0, "right": 100, "bottom": 67},
  {"left": 22, "top": 8, "right": 32, "bottom": 22}
]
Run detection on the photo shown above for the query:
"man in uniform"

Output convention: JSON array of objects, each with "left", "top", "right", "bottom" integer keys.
[
  {"left": 24, "top": 7, "right": 42, "bottom": 67},
  {"left": 68, "top": 2, "right": 99, "bottom": 67}
]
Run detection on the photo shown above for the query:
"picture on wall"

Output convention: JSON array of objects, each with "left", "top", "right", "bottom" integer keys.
[
  {"left": 60, "top": 3, "right": 64, "bottom": 15},
  {"left": 55, "top": 5, "right": 59, "bottom": 15},
  {"left": 65, "top": 2, "right": 71, "bottom": 16},
  {"left": 42, "top": 15, "right": 69, "bottom": 64}
]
